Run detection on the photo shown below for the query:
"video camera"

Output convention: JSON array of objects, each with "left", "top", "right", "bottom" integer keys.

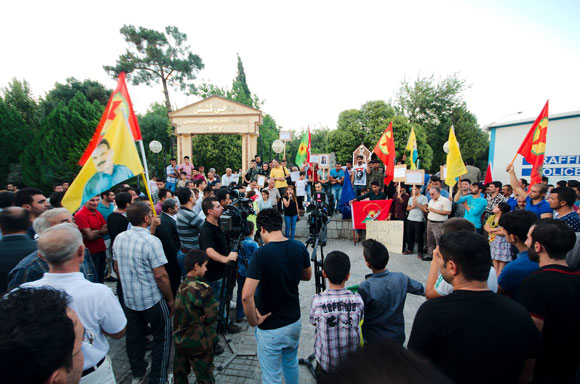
[
  {"left": 218, "top": 187, "right": 255, "bottom": 238},
  {"left": 306, "top": 192, "right": 329, "bottom": 237}
]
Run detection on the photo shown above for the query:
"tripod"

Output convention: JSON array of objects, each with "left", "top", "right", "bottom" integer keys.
[
  {"left": 215, "top": 233, "right": 257, "bottom": 375},
  {"left": 298, "top": 230, "right": 326, "bottom": 378}
]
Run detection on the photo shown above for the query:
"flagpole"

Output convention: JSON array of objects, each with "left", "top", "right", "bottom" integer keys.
[
  {"left": 137, "top": 140, "right": 151, "bottom": 182},
  {"left": 140, "top": 173, "right": 157, "bottom": 217},
  {"left": 509, "top": 153, "right": 519, "bottom": 168}
]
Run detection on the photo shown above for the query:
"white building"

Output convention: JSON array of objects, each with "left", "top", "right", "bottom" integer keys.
[{"left": 487, "top": 110, "right": 580, "bottom": 185}]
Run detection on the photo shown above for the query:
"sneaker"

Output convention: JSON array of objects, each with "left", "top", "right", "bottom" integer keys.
[
  {"left": 215, "top": 344, "right": 225, "bottom": 356},
  {"left": 421, "top": 255, "right": 433, "bottom": 261},
  {"left": 131, "top": 370, "right": 149, "bottom": 384},
  {"left": 402, "top": 250, "right": 413, "bottom": 255}
]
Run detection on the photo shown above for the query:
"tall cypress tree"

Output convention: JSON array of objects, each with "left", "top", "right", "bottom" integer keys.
[{"left": 0, "top": 98, "right": 33, "bottom": 186}]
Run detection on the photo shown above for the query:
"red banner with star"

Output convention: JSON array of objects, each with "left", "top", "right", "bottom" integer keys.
[
  {"left": 373, "top": 122, "right": 396, "bottom": 185},
  {"left": 516, "top": 100, "right": 548, "bottom": 188},
  {"left": 351, "top": 200, "right": 393, "bottom": 230}
]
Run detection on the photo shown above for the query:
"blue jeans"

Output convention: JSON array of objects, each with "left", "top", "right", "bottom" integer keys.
[
  {"left": 331, "top": 184, "right": 342, "bottom": 209},
  {"left": 176, "top": 250, "right": 186, "bottom": 278},
  {"left": 284, "top": 215, "right": 298, "bottom": 240},
  {"left": 208, "top": 279, "right": 226, "bottom": 327},
  {"left": 166, "top": 182, "right": 176, "bottom": 192},
  {"left": 255, "top": 319, "right": 301, "bottom": 384},
  {"left": 236, "top": 275, "right": 246, "bottom": 320}
]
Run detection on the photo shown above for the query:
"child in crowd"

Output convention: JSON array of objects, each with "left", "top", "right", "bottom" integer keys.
[
  {"left": 177, "top": 172, "right": 188, "bottom": 188},
  {"left": 484, "top": 202, "right": 513, "bottom": 276},
  {"left": 310, "top": 251, "right": 364, "bottom": 379},
  {"left": 173, "top": 250, "right": 219, "bottom": 384},
  {"left": 358, "top": 239, "right": 425, "bottom": 345},
  {"left": 295, "top": 171, "right": 308, "bottom": 214},
  {"left": 237, "top": 221, "right": 259, "bottom": 322}
]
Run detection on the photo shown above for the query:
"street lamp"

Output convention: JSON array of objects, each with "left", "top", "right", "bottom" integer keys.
[{"left": 149, "top": 140, "right": 163, "bottom": 177}]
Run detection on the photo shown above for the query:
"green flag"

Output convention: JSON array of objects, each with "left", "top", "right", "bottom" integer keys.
[{"left": 295, "top": 128, "right": 311, "bottom": 165}]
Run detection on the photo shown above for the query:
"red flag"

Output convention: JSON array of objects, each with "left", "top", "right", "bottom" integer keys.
[
  {"left": 516, "top": 101, "right": 549, "bottom": 188},
  {"left": 351, "top": 200, "right": 393, "bottom": 230},
  {"left": 373, "top": 122, "right": 396, "bottom": 185},
  {"left": 484, "top": 162, "right": 493, "bottom": 185},
  {"left": 78, "top": 73, "right": 142, "bottom": 165}
]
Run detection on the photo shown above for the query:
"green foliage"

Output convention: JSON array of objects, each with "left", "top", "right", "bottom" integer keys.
[
  {"left": 40, "top": 78, "right": 111, "bottom": 116},
  {"left": 0, "top": 98, "right": 34, "bottom": 187},
  {"left": 3, "top": 78, "right": 39, "bottom": 129},
  {"left": 138, "top": 103, "right": 173, "bottom": 177},
  {"left": 393, "top": 74, "right": 488, "bottom": 171},
  {"left": 327, "top": 101, "right": 433, "bottom": 169},
  {"left": 231, "top": 54, "right": 261, "bottom": 108},
  {"left": 258, "top": 114, "right": 280, "bottom": 162},
  {"left": 191, "top": 135, "right": 242, "bottom": 175},
  {"left": 20, "top": 92, "right": 101, "bottom": 192},
  {"left": 104, "top": 25, "right": 204, "bottom": 111}
]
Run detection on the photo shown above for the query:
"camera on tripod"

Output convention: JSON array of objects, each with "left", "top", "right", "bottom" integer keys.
[
  {"left": 218, "top": 187, "right": 255, "bottom": 239},
  {"left": 306, "top": 192, "right": 329, "bottom": 238}
]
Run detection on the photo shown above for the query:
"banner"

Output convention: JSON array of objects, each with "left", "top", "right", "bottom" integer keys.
[
  {"left": 405, "top": 127, "right": 419, "bottom": 170},
  {"left": 62, "top": 99, "right": 144, "bottom": 212},
  {"left": 351, "top": 199, "right": 393, "bottom": 230},
  {"left": 444, "top": 125, "right": 467, "bottom": 187},
  {"left": 295, "top": 127, "right": 311, "bottom": 166},
  {"left": 373, "top": 122, "right": 396, "bottom": 185},
  {"left": 516, "top": 100, "right": 549, "bottom": 188}
]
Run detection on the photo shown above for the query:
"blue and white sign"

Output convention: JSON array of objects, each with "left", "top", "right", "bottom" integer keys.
[{"left": 522, "top": 155, "right": 580, "bottom": 179}]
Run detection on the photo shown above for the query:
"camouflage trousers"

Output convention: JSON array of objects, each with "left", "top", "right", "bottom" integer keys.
[{"left": 173, "top": 347, "right": 215, "bottom": 384}]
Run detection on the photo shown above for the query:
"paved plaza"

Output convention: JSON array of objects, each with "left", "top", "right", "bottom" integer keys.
[{"left": 108, "top": 237, "right": 431, "bottom": 383}]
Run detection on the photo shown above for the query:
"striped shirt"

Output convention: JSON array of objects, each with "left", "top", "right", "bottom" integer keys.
[
  {"left": 112, "top": 226, "right": 167, "bottom": 311},
  {"left": 176, "top": 206, "right": 204, "bottom": 251}
]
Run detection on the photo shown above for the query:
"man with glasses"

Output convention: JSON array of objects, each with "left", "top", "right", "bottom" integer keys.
[
  {"left": 22, "top": 223, "right": 126, "bottom": 384},
  {"left": 425, "top": 187, "right": 452, "bottom": 261}
]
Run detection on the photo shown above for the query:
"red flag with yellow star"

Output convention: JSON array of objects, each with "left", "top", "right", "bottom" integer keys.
[
  {"left": 373, "top": 122, "right": 396, "bottom": 185},
  {"left": 516, "top": 100, "right": 549, "bottom": 188}
]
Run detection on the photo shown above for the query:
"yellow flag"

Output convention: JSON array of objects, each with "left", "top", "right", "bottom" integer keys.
[
  {"left": 445, "top": 125, "right": 467, "bottom": 187},
  {"left": 405, "top": 127, "right": 418, "bottom": 170},
  {"left": 62, "top": 104, "right": 144, "bottom": 212}
]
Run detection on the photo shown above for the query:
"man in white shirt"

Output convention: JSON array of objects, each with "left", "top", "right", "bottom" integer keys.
[
  {"left": 221, "top": 168, "right": 240, "bottom": 187},
  {"left": 22, "top": 223, "right": 126, "bottom": 384},
  {"left": 425, "top": 187, "right": 452, "bottom": 261}
]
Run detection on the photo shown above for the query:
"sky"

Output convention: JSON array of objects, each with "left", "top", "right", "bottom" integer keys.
[{"left": 1, "top": 0, "right": 579, "bottom": 133}]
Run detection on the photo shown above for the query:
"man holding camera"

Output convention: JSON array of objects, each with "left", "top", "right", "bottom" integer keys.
[{"left": 199, "top": 197, "right": 241, "bottom": 334}]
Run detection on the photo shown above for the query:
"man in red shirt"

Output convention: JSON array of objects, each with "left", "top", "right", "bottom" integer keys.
[{"left": 75, "top": 196, "right": 108, "bottom": 283}]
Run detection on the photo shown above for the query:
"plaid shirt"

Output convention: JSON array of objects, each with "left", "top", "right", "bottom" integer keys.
[
  {"left": 113, "top": 226, "right": 167, "bottom": 311},
  {"left": 309, "top": 288, "right": 364, "bottom": 372},
  {"left": 8, "top": 249, "right": 97, "bottom": 291}
]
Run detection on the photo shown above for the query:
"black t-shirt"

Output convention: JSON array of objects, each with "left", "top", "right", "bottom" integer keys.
[
  {"left": 198, "top": 221, "right": 229, "bottom": 282},
  {"left": 283, "top": 196, "right": 298, "bottom": 217},
  {"left": 107, "top": 212, "right": 129, "bottom": 246},
  {"left": 408, "top": 290, "right": 539, "bottom": 384},
  {"left": 246, "top": 239, "right": 310, "bottom": 330},
  {"left": 521, "top": 264, "right": 580, "bottom": 383}
]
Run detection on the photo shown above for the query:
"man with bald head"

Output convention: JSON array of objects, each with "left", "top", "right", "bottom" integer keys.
[
  {"left": 0, "top": 207, "right": 37, "bottom": 292},
  {"left": 221, "top": 168, "right": 240, "bottom": 187},
  {"left": 7, "top": 208, "right": 97, "bottom": 290},
  {"left": 22, "top": 223, "right": 127, "bottom": 383}
]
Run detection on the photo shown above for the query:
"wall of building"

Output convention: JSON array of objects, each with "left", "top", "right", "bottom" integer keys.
[{"left": 488, "top": 112, "right": 580, "bottom": 185}]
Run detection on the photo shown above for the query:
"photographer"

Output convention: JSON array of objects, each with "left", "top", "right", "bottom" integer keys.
[
  {"left": 309, "top": 182, "right": 330, "bottom": 246},
  {"left": 242, "top": 208, "right": 312, "bottom": 384},
  {"left": 199, "top": 197, "right": 241, "bottom": 335}
]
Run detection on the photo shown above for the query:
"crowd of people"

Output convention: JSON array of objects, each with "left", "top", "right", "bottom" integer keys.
[{"left": 0, "top": 154, "right": 579, "bottom": 384}]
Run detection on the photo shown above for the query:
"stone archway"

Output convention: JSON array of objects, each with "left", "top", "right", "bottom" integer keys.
[{"left": 168, "top": 96, "right": 263, "bottom": 172}]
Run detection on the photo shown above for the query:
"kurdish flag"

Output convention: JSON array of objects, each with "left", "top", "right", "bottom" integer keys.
[
  {"left": 516, "top": 101, "right": 549, "bottom": 189},
  {"left": 295, "top": 127, "right": 311, "bottom": 166},
  {"left": 62, "top": 76, "right": 144, "bottom": 212},
  {"left": 405, "top": 127, "right": 419, "bottom": 170},
  {"left": 444, "top": 125, "right": 467, "bottom": 187}
]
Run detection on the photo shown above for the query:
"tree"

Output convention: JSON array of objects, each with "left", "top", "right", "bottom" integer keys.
[
  {"left": 258, "top": 114, "right": 280, "bottom": 162},
  {"left": 0, "top": 98, "right": 33, "bottom": 187},
  {"left": 328, "top": 101, "right": 433, "bottom": 169},
  {"left": 3, "top": 78, "right": 39, "bottom": 129},
  {"left": 231, "top": 54, "right": 261, "bottom": 108},
  {"left": 393, "top": 74, "right": 488, "bottom": 171},
  {"left": 104, "top": 25, "right": 204, "bottom": 112},
  {"left": 20, "top": 92, "right": 101, "bottom": 191},
  {"left": 138, "top": 103, "right": 173, "bottom": 177},
  {"left": 191, "top": 135, "right": 242, "bottom": 175},
  {"left": 40, "top": 78, "right": 110, "bottom": 116}
]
